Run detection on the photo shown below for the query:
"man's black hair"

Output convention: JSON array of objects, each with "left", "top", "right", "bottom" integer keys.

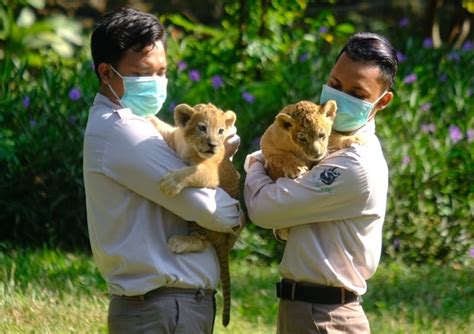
[
  {"left": 91, "top": 7, "right": 166, "bottom": 79},
  {"left": 336, "top": 32, "right": 398, "bottom": 89}
]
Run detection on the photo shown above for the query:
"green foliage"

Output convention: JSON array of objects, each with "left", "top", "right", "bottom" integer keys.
[
  {"left": 1, "top": 247, "right": 473, "bottom": 333},
  {"left": 0, "top": 0, "right": 83, "bottom": 66},
  {"left": 0, "top": 56, "right": 96, "bottom": 248},
  {"left": 379, "top": 32, "right": 474, "bottom": 266},
  {"left": 0, "top": 1, "right": 472, "bottom": 266}
]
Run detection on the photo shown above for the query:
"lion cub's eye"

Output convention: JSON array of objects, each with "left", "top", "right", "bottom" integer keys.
[
  {"left": 297, "top": 132, "right": 307, "bottom": 142},
  {"left": 318, "top": 133, "right": 326, "bottom": 139},
  {"left": 218, "top": 128, "right": 225, "bottom": 135},
  {"left": 197, "top": 123, "right": 207, "bottom": 132}
]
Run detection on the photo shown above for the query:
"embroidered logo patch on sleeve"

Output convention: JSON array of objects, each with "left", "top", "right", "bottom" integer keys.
[
  {"left": 311, "top": 167, "right": 342, "bottom": 193},
  {"left": 319, "top": 167, "right": 341, "bottom": 185}
]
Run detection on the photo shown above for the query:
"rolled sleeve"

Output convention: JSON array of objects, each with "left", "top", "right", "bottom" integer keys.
[{"left": 103, "top": 114, "right": 240, "bottom": 233}]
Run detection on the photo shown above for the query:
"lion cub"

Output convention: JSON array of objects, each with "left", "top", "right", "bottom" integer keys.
[
  {"left": 260, "top": 100, "right": 362, "bottom": 240},
  {"left": 147, "top": 102, "right": 240, "bottom": 327}
]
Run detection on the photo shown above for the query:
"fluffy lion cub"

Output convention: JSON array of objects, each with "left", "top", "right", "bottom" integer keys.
[
  {"left": 147, "top": 102, "right": 240, "bottom": 327},
  {"left": 260, "top": 100, "right": 362, "bottom": 240}
]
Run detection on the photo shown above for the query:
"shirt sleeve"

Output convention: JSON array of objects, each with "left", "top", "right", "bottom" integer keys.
[
  {"left": 244, "top": 148, "right": 370, "bottom": 229},
  {"left": 102, "top": 111, "right": 241, "bottom": 233}
]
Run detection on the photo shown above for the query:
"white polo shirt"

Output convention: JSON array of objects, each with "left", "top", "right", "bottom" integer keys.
[
  {"left": 244, "top": 121, "right": 388, "bottom": 295},
  {"left": 83, "top": 94, "right": 241, "bottom": 296}
]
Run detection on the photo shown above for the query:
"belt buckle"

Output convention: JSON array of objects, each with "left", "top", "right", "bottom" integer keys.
[
  {"left": 290, "top": 281, "right": 296, "bottom": 300},
  {"left": 340, "top": 287, "right": 345, "bottom": 304}
]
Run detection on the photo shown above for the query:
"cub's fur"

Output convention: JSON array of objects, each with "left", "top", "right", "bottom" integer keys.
[
  {"left": 260, "top": 100, "right": 362, "bottom": 240},
  {"left": 147, "top": 103, "right": 240, "bottom": 327}
]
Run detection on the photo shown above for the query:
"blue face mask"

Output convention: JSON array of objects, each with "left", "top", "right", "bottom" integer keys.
[
  {"left": 320, "top": 84, "right": 386, "bottom": 132},
  {"left": 108, "top": 66, "right": 167, "bottom": 117}
]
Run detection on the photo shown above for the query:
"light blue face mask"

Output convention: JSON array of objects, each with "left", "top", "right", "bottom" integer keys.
[
  {"left": 320, "top": 84, "right": 386, "bottom": 132},
  {"left": 108, "top": 66, "right": 167, "bottom": 117}
]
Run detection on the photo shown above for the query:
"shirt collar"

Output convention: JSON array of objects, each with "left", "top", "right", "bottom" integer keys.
[{"left": 93, "top": 93, "right": 123, "bottom": 110}]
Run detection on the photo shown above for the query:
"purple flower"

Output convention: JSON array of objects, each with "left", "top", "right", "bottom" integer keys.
[
  {"left": 423, "top": 38, "right": 433, "bottom": 48},
  {"left": 68, "top": 115, "right": 77, "bottom": 125},
  {"left": 402, "top": 155, "right": 411, "bottom": 166},
  {"left": 242, "top": 91, "right": 255, "bottom": 104},
  {"left": 68, "top": 88, "right": 81, "bottom": 101},
  {"left": 319, "top": 26, "right": 328, "bottom": 34},
  {"left": 467, "top": 129, "right": 474, "bottom": 143},
  {"left": 211, "top": 75, "right": 224, "bottom": 89},
  {"left": 396, "top": 51, "right": 407, "bottom": 63},
  {"left": 178, "top": 61, "right": 187, "bottom": 71},
  {"left": 439, "top": 73, "right": 448, "bottom": 82},
  {"left": 449, "top": 125, "right": 463, "bottom": 143},
  {"left": 299, "top": 53, "right": 309, "bottom": 62},
  {"left": 399, "top": 17, "right": 409, "bottom": 27},
  {"left": 470, "top": 248, "right": 474, "bottom": 258},
  {"left": 189, "top": 69, "right": 200, "bottom": 82},
  {"left": 421, "top": 123, "right": 436, "bottom": 133},
  {"left": 167, "top": 101, "right": 177, "bottom": 112},
  {"left": 403, "top": 73, "right": 417, "bottom": 84},
  {"left": 447, "top": 52, "right": 460, "bottom": 62},
  {"left": 22, "top": 96, "right": 30, "bottom": 108},
  {"left": 462, "top": 41, "right": 473, "bottom": 52},
  {"left": 420, "top": 103, "right": 432, "bottom": 112},
  {"left": 30, "top": 119, "right": 37, "bottom": 127},
  {"left": 393, "top": 238, "right": 401, "bottom": 251}
]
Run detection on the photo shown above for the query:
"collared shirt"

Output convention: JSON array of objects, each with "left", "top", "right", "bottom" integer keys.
[
  {"left": 244, "top": 121, "right": 388, "bottom": 295},
  {"left": 83, "top": 94, "right": 241, "bottom": 296}
]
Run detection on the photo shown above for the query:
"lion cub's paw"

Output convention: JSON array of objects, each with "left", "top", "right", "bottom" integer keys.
[
  {"left": 168, "top": 236, "right": 189, "bottom": 253},
  {"left": 282, "top": 165, "right": 308, "bottom": 179},
  {"left": 273, "top": 228, "right": 289, "bottom": 241},
  {"left": 160, "top": 173, "right": 183, "bottom": 197}
]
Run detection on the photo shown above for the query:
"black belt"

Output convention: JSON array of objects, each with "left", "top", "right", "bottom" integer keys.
[{"left": 277, "top": 279, "right": 360, "bottom": 304}]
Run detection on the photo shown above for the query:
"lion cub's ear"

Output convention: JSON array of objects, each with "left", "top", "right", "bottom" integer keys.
[
  {"left": 174, "top": 104, "right": 196, "bottom": 128},
  {"left": 223, "top": 110, "right": 237, "bottom": 129},
  {"left": 275, "top": 113, "right": 295, "bottom": 130},
  {"left": 321, "top": 100, "right": 337, "bottom": 120}
]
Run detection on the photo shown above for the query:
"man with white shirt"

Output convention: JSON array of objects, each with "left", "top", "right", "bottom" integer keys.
[
  {"left": 244, "top": 32, "right": 398, "bottom": 333},
  {"left": 84, "top": 8, "right": 242, "bottom": 333}
]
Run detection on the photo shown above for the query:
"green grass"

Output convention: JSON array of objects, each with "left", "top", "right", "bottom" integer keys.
[{"left": 1, "top": 247, "right": 473, "bottom": 333}]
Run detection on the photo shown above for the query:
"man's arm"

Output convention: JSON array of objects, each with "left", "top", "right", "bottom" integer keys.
[
  {"left": 103, "top": 113, "right": 241, "bottom": 233},
  {"left": 244, "top": 150, "right": 370, "bottom": 229}
]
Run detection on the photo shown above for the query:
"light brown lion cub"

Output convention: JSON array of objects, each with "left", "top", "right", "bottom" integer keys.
[
  {"left": 147, "top": 102, "right": 240, "bottom": 327},
  {"left": 260, "top": 100, "right": 363, "bottom": 240}
]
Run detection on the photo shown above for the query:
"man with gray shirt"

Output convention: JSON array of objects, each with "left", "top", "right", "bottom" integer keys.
[
  {"left": 244, "top": 32, "right": 398, "bottom": 333},
  {"left": 83, "top": 8, "right": 242, "bottom": 333}
]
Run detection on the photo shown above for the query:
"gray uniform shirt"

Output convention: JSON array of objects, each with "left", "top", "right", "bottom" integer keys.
[
  {"left": 244, "top": 121, "right": 388, "bottom": 295},
  {"left": 83, "top": 94, "right": 241, "bottom": 296}
]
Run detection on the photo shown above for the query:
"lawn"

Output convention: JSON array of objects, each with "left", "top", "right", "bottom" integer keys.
[{"left": 1, "top": 247, "right": 472, "bottom": 333}]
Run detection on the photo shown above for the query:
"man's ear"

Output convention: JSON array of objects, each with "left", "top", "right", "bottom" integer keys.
[
  {"left": 321, "top": 100, "right": 337, "bottom": 120},
  {"left": 276, "top": 113, "right": 294, "bottom": 130},
  {"left": 98, "top": 63, "right": 113, "bottom": 84},
  {"left": 174, "top": 104, "right": 196, "bottom": 128},
  {"left": 375, "top": 91, "right": 393, "bottom": 111},
  {"left": 224, "top": 110, "right": 237, "bottom": 129}
]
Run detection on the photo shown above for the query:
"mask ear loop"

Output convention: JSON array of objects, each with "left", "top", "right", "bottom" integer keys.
[
  {"left": 367, "top": 90, "right": 388, "bottom": 120},
  {"left": 107, "top": 65, "right": 125, "bottom": 107}
]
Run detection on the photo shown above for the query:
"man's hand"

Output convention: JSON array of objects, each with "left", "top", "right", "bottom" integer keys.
[
  {"left": 224, "top": 126, "right": 240, "bottom": 160},
  {"left": 244, "top": 150, "right": 265, "bottom": 172}
]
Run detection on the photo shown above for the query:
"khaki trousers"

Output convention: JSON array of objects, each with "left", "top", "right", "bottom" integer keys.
[
  {"left": 108, "top": 288, "right": 215, "bottom": 334},
  {"left": 277, "top": 299, "right": 370, "bottom": 334}
]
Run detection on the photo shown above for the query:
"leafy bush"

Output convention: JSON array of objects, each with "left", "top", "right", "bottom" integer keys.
[{"left": 0, "top": 2, "right": 472, "bottom": 264}]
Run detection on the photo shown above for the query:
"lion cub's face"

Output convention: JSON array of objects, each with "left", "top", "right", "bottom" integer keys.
[
  {"left": 174, "top": 103, "right": 236, "bottom": 159},
  {"left": 276, "top": 100, "right": 337, "bottom": 161}
]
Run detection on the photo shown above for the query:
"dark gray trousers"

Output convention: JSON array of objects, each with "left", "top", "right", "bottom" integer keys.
[{"left": 108, "top": 288, "right": 215, "bottom": 334}]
